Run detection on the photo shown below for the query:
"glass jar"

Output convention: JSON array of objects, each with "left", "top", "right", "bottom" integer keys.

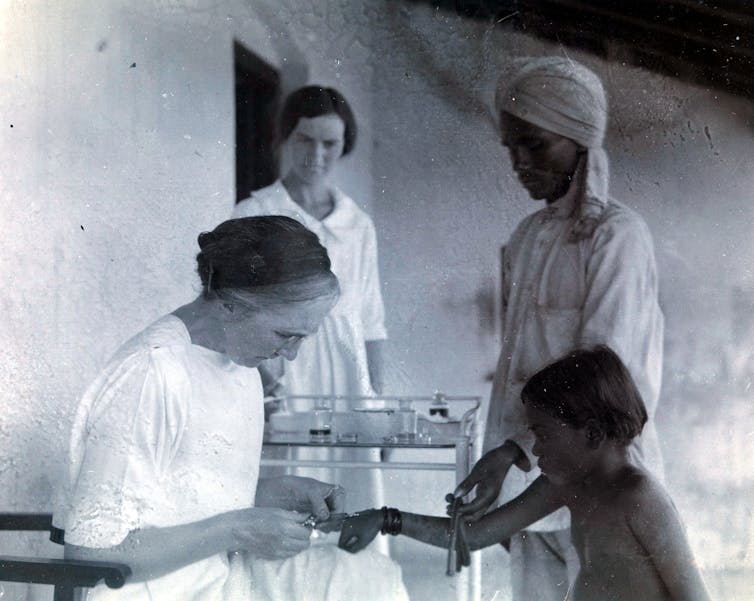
[{"left": 309, "top": 400, "right": 333, "bottom": 441}]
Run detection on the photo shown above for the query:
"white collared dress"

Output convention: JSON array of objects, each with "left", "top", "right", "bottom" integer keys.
[{"left": 233, "top": 181, "right": 387, "bottom": 399}]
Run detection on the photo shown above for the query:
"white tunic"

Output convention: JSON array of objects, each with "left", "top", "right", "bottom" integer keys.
[
  {"left": 232, "top": 181, "right": 387, "bottom": 398},
  {"left": 61, "top": 315, "right": 263, "bottom": 600},
  {"left": 485, "top": 187, "right": 665, "bottom": 532}
]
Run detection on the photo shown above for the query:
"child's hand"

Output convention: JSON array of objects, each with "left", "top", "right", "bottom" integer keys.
[{"left": 337, "top": 509, "right": 383, "bottom": 553}]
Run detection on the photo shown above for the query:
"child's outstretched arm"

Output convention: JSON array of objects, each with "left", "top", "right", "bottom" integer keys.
[
  {"left": 627, "top": 478, "right": 713, "bottom": 601},
  {"left": 339, "top": 476, "right": 562, "bottom": 553}
]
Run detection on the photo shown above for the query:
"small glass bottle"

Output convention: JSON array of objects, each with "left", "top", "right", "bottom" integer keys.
[
  {"left": 309, "top": 399, "right": 333, "bottom": 441},
  {"left": 397, "top": 399, "right": 417, "bottom": 441}
]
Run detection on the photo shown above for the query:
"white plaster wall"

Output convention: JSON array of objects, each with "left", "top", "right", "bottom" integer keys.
[{"left": 2, "top": 0, "right": 231, "bottom": 511}]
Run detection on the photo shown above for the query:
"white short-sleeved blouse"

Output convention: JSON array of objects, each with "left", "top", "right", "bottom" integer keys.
[{"left": 60, "top": 314, "right": 263, "bottom": 600}]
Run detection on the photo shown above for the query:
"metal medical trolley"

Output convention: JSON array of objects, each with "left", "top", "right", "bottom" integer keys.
[{"left": 261, "top": 393, "right": 483, "bottom": 601}]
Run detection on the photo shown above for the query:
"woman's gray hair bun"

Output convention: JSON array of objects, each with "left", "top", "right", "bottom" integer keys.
[{"left": 195, "top": 215, "right": 334, "bottom": 297}]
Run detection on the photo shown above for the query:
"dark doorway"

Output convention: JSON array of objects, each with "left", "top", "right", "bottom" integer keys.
[{"left": 234, "top": 40, "right": 281, "bottom": 203}]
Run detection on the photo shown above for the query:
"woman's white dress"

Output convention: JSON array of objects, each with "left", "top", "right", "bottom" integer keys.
[
  {"left": 60, "top": 315, "right": 262, "bottom": 600},
  {"left": 57, "top": 315, "right": 408, "bottom": 600}
]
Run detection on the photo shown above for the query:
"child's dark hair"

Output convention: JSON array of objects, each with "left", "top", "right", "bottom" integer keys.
[{"left": 521, "top": 345, "right": 647, "bottom": 444}]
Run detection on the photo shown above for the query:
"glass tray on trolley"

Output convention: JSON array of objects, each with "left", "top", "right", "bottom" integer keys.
[{"left": 264, "top": 392, "right": 481, "bottom": 447}]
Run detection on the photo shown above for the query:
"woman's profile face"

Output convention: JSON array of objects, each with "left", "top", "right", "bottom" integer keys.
[
  {"left": 287, "top": 114, "right": 346, "bottom": 184},
  {"left": 220, "top": 294, "right": 335, "bottom": 368}
]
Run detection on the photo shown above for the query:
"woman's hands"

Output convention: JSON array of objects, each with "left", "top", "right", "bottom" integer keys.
[
  {"left": 64, "top": 506, "right": 317, "bottom": 581},
  {"left": 230, "top": 507, "right": 312, "bottom": 560},
  {"left": 256, "top": 476, "right": 345, "bottom": 521},
  {"left": 337, "top": 509, "right": 383, "bottom": 553}
]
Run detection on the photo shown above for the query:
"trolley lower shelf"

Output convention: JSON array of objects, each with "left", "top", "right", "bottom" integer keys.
[{"left": 261, "top": 429, "right": 482, "bottom": 601}]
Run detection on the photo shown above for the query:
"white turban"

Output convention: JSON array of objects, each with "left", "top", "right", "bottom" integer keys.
[{"left": 495, "top": 57, "right": 609, "bottom": 241}]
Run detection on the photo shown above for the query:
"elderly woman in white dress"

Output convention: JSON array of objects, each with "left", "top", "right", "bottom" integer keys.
[
  {"left": 232, "top": 86, "right": 389, "bottom": 518},
  {"left": 56, "top": 216, "right": 408, "bottom": 601}
]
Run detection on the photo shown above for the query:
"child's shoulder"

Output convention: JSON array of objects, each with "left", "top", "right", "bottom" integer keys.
[
  {"left": 613, "top": 465, "right": 676, "bottom": 520},
  {"left": 613, "top": 464, "right": 658, "bottom": 495}
]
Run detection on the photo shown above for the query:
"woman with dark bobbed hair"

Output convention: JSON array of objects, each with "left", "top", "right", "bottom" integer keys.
[
  {"left": 54, "top": 216, "right": 407, "bottom": 600},
  {"left": 233, "top": 85, "right": 387, "bottom": 401}
]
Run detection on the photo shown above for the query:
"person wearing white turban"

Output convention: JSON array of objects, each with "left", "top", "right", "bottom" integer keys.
[
  {"left": 454, "top": 56, "right": 665, "bottom": 601},
  {"left": 497, "top": 56, "right": 610, "bottom": 241}
]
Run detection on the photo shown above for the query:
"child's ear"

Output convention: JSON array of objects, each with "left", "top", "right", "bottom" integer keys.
[{"left": 584, "top": 419, "right": 606, "bottom": 449}]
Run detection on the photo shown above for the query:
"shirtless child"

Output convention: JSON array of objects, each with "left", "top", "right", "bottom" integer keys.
[{"left": 338, "top": 346, "right": 712, "bottom": 601}]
